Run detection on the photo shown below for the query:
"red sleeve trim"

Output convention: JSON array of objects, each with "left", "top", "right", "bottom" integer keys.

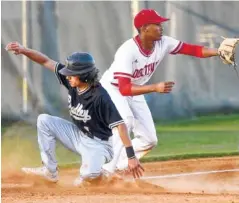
[
  {"left": 118, "top": 77, "right": 132, "bottom": 96},
  {"left": 176, "top": 42, "right": 204, "bottom": 58}
]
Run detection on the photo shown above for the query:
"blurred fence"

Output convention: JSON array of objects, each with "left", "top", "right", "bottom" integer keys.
[{"left": 2, "top": 1, "right": 239, "bottom": 124}]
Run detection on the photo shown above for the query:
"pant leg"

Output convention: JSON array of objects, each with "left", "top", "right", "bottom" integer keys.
[
  {"left": 100, "top": 82, "right": 135, "bottom": 172},
  {"left": 130, "top": 95, "right": 157, "bottom": 146},
  {"left": 79, "top": 135, "right": 113, "bottom": 179},
  {"left": 116, "top": 95, "right": 157, "bottom": 170},
  {"left": 37, "top": 114, "right": 82, "bottom": 172}
]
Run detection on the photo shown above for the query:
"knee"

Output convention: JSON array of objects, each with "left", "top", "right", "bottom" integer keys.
[
  {"left": 150, "top": 135, "right": 158, "bottom": 147},
  {"left": 147, "top": 129, "right": 158, "bottom": 148},
  {"left": 37, "top": 114, "right": 51, "bottom": 129}
]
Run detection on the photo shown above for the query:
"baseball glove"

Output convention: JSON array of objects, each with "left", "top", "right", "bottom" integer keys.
[{"left": 218, "top": 37, "right": 239, "bottom": 66}]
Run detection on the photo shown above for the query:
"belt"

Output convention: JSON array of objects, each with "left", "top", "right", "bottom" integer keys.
[{"left": 87, "top": 134, "right": 109, "bottom": 141}]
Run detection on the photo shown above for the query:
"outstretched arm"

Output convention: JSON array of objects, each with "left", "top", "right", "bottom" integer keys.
[
  {"left": 202, "top": 47, "right": 219, "bottom": 57},
  {"left": 176, "top": 42, "right": 219, "bottom": 58},
  {"left": 5, "top": 41, "right": 57, "bottom": 72}
]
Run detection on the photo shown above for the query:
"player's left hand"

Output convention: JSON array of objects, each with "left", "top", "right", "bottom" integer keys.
[{"left": 128, "top": 158, "right": 144, "bottom": 179}]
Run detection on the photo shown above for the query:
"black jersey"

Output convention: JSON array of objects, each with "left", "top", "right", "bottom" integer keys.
[{"left": 54, "top": 63, "right": 124, "bottom": 140}]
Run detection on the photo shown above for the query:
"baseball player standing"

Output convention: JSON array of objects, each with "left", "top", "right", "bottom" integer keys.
[
  {"left": 100, "top": 9, "right": 222, "bottom": 173},
  {"left": 5, "top": 42, "right": 144, "bottom": 186}
]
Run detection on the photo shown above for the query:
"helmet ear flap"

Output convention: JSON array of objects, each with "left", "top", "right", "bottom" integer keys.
[
  {"left": 79, "top": 69, "right": 99, "bottom": 83},
  {"left": 79, "top": 73, "right": 88, "bottom": 83}
]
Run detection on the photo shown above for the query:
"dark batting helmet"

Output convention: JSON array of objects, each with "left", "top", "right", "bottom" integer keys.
[{"left": 59, "top": 52, "right": 99, "bottom": 83}]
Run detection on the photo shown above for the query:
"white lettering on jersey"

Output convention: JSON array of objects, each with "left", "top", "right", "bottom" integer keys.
[
  {"left": 101, "top": 35, "right": 182, "bottom": 86},
  {"left": 68, "top": 95, "right": 91, "bottom": 123}
]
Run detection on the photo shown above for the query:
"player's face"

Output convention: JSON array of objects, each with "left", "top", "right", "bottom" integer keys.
[
  {"left": 66, "top": 75, "right": 81, "bottom": 87},
  {"left": 144, "top": 23, "right": 163, "bottom": 40}
]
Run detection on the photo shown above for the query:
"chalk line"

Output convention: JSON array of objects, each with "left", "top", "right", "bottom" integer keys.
[{"left": 141, "top": 168, "right": 239, "bottom": 180}]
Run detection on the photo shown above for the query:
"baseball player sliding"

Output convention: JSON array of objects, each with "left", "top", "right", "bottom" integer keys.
[
  {"left": 5, "top": 42, "right": 144, "bottom": 186},
  {"left": 100, "top": 9, "right": 239, "bottom": 174}
]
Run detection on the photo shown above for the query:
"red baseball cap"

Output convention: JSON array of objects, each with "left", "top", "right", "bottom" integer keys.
[{"left": 134, "top": 9, "right": 169, "bottom": 29}]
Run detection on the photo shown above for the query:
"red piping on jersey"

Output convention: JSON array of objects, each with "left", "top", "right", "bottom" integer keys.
[
  {"left": 174, "top": 42, "right": 204, "bottom": 58},
  {"left": 133, "top": 35, "right": 155, "bottom": 57},
  {"left": 111, "top": 82, "right": 118, "bottom": 87},
  {"left": 118, "top": 77, "right": 132, "bottom": 96},
  {"left": 170, "top": 41, "right": 183, "bottom": 54},
  {"left": 114, "top": 72, "right": 132, "bottom": 78}
]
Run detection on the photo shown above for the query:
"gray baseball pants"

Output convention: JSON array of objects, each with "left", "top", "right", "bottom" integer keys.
[{"left": 37, "top": 114, "right": 113, "bottom": 179}]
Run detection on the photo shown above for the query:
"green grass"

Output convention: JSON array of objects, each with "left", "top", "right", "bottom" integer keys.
[
  {"left": 1, "top": 114, "right": 239, "bottom": 168},
  {"left": 146, "top": 114, "right": 239, "bottom": 158},
  {"left": 149, "top": 131, "right": 239, "bottom": 156}
]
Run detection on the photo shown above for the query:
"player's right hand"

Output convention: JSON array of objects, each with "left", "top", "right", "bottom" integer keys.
[
  {"left": 128, "top": 157, "right": 144, "bottom": 179},
  {"left": 5, "top": 41, "right": 25, "bottom": 55},
  {"left": 154, "top": 81, "right": 175, "bottom": 93}
]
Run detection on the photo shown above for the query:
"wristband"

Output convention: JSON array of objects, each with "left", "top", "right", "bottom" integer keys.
[{"left": 126, "top": 146, "right": 135, "bottom": 159}]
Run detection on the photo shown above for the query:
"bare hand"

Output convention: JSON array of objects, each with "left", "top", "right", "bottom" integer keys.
[
  {"left": 128, "top": 158, "right": 144, "bottom": 179},
  {"left": 5, "top": 41, "right": 25, "bottom": 55},
  {"left": 154, "top": 81, "right": 175, "bottom": 93}
]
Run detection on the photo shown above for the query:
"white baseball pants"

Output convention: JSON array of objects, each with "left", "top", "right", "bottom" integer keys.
[{"left": 100, "top": 80, "right": 158, "bottom": 171}]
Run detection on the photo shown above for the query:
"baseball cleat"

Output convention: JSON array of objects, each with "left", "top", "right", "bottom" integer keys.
[
  {"left": 73, "top": 176, "right": 85, "bottom": 187},
  {"left": 21, "top": 166, "right": 58, "bottom": 183},
  {"left": 101, "top": 163, "right": 115, "bottom": 174},
  {"left": 73, "top": 176, "right": 95, "bottom": 187},
  {"left": 102, "top": 168, "right": 124, "bottom": 180},
  {"left": 73, "top": 175, "right": 105, "bottom": 187}
]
